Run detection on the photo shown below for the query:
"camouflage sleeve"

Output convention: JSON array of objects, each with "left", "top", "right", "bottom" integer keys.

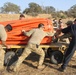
[
  {"left": 24, "top": 29, "right": 35, "bottom": 36},
  {"left": 46, "top": 31, "right": 55, "bottom": 36},
  {"left": 1, "top": 33, "right": 7, "bottom": 41}
]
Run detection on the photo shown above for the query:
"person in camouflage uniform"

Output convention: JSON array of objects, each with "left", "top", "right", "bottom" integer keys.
[
  {"left": 11, "top": 23, "right": 54, "bottom": 72},
  {"left": 0, "top": 24, "right": 12, "bottom": 70}
]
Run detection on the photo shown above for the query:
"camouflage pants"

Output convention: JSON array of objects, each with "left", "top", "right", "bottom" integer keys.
[
  {"left": 0, "top": 46, "right": 5, "bottom": 67},
  {"left": 15, "top": 43, "right": 45, "bottom": 69}
]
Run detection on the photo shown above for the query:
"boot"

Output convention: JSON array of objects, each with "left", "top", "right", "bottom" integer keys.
[
  {"left": 7, "top": 66, "right": 16, "bottom": 72},
  {"left": 58, "top": 67, "right": 66, "bottom": 72},
  {"left": 37, "top": 65, "right": 45, "bottom": 70}
]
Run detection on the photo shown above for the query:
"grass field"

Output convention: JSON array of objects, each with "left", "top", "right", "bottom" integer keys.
[{"left": 0, "top": 14, "right": 52, "bottom": 22}]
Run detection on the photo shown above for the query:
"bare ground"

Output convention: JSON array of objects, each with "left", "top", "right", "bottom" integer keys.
[{"left": 0, "top": 52, "right": 76, "bottom": 75}]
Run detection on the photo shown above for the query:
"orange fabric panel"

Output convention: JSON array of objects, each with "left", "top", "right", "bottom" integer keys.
[{"left": 0, "top": 18, "right": 53, "bottom": 45}]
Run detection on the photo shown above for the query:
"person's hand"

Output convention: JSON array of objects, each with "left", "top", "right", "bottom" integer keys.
[
  {"left": 56, "top": 29, "right": 62, "bottom": 34},
  {"left": 22, "top": 30, "right": 25, "bottom": 33},
  {"left": 6, "top": 45, "right": 11, "bottom": 49}
]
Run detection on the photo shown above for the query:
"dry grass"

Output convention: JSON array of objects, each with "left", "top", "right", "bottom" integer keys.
[
  {"left": 0, "top": 14, "right": 74, "bottom": 26},
  {"left": 0, "top": 14, "right": 52, "bottom": 22}
]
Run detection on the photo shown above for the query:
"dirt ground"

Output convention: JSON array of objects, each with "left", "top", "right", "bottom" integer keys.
[{"left": 0, "top": 52, "right": 76, "bottom": 75}]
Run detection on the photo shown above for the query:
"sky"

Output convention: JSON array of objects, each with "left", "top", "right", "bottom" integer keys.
[{"left": 0, "top": 0, "right": 76, "bottom": 12}]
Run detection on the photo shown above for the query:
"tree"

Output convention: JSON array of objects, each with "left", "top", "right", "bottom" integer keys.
[
  {"left": 0, "top": 2, "right": 21, "bottom": 14},
  {"left": 66, "top": 4, "right": 76, "bottom": 18},
  {"left": 43, "top": 6, "right": 55, "bottom": 14},
  {"left": 23, "top": 2, "right": 42, "bottom": 15}
]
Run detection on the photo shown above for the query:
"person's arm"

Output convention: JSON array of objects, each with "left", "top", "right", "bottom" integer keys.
[
  {"left": 1, "top": 41, "right": 7, "bottom": 47},
  {"left": 1, "top": 41, "right": 10, "bottom": 48},
  {"left": 46, "top": 31, "right": 55, "bottom": 36},
  {"left": 1, "top": 41, "right": 10, "bottom": 49},
  {"left": 61, "top": 26, "right": 71, "bottom": 33},
  {"left": 1, "top": 32, "right": 11, "bottom": 49},
  {"left": 51, "top": 26, "right": 71, "bottom": 43},
  {"left": 55, "top": 26, "right": 71, "bottom": 37},
  {"left": 22, "top": 29, "right": 35, "bottom": 36}
]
